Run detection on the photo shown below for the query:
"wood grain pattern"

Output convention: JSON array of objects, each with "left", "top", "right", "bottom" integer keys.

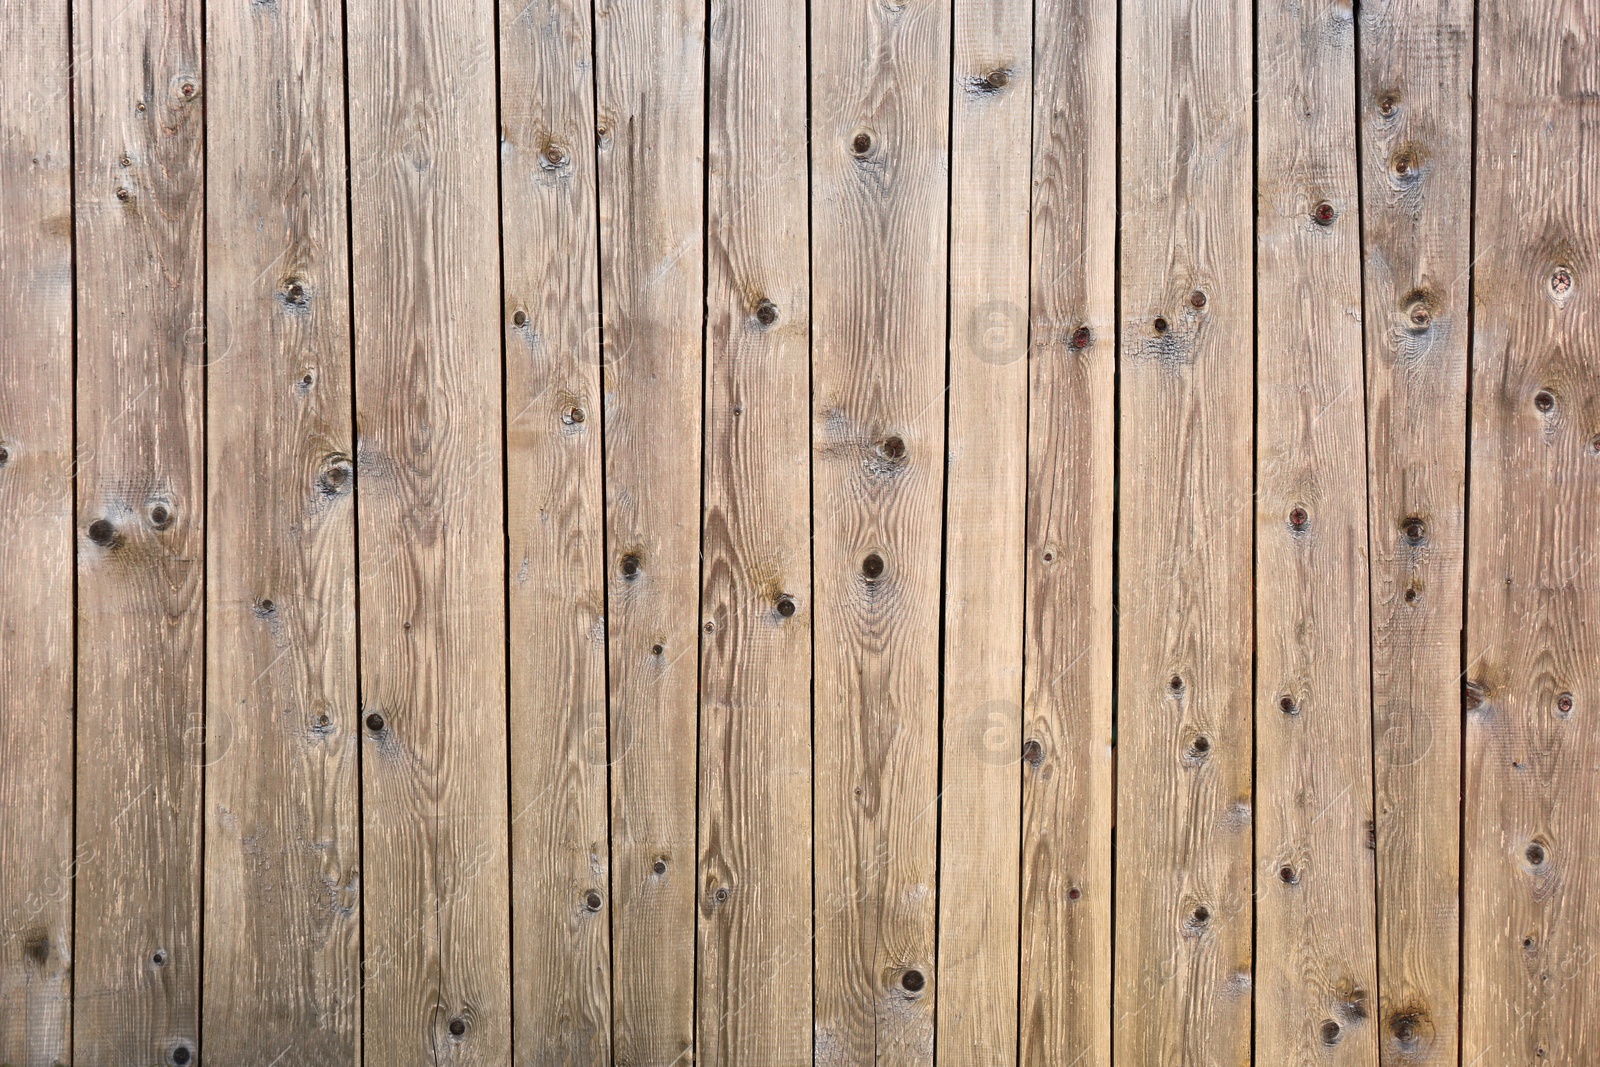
[
  {"left": 591, "top": 1, "right": 706, "bottom": 1062},
  {"left": 202, "top": 0, "right": 360, "bottom": 1060},
  {"left": 936, "top": 0, "right": 1029, "bottom": 1062},
  {"left": 0, "top": 0, "right": 75, "bottom": 1062},
  {"left": 1465, "top": 3, "right": 1600, "bottom": 1064},
  {"left": 1115, "top": 0, "right": 1255, "bottom": 1063},
  {"left": 1356, "top": 2, "right": 1473, "bottom": 1063},
  {"left": 499, "top": 0, "right": 612, "bottom": 1062},
  {"left": 70, "top": 0, "right": 205, "bottom": 1061},
  {"left": 1255, "top": 2, "right": 1377, "bottom": 1063},
  {"left": 696, "top": 0, "right": 812, "bottom": 1061},
  {"left": 345, "top": 0, "right": 510, "bottom": 1059},
  {"left": 809, "top": 0, "right": 949, "bottom": 1060},
  {"left": 1019, "top": 0, "right": 1116, "bottom": 1063}
]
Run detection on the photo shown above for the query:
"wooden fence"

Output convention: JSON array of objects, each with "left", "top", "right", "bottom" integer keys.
[{"left": 1, "top": 0, "right": 1596, "bottom": 1063}]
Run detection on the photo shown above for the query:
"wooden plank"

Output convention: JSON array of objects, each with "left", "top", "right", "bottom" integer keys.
[
  {"left": 1355, "top": 2, "right": 1473, "bottom": 1063},
  {"left": 1254, "top": 1, "right": 1378, "bottom": 1063},
  {"left": 936, "top": 0, "right": 1029, "bottom": 1062},
  {"left": 809, "top": 0, "right": 949, "bottom": 1059},
  {"left": 498, "top": 0, "right": 610, "bottom": 1062},
  {"left": 1464, "top": 3, "right": 1600, "bottom": 1064},
  {"left": 70, "top": 0, "right": 205, "bottom": 1061},
  {"left": 345, "top": 0, "right": 510, "bottom": 1059},
  {"left": 202, "top": 0, "right": 360, "bottom": 1060},
  {"left": 0, "top": 0, "right": 75, "bottom": 1062},
  {"left": 695, "top": 0, "right": 812, "bottom": 1060},
  {"left": 1018, "top": 0, "right": 1116, "bottom": 1062},
  {"left": 1113, "top": 0, "right": 1254, "bottom": 1062},
  {"left": 591, "top": 1, "right": 706, "bottom": 1061}
]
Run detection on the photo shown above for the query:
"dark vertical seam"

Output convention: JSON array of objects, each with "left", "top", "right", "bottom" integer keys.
[
  {"left": 66, "top": 0, "right": 81, "bottom": 1059},
  {"left": 196, "top": 0, "right": 210, "bottom": 1059},
  {"left": 338, "top": 0, "right": 364, "bottom": 1060},
  {"left": 1015, "top": 0, "right": 1038, "bottom": 1058},
  {"left": 490, "top": 0, "right": 513, "bottom": 1057},
  {"left": 804, "top": 0, "right": 817, "bottom": 1053},
  {"left": 1248, "top": 0, "right": 1260, "bottom": 1060},
  {"left": 1458, "top": 2, "right": 1482, "bottom": 1064},
  {"left": 1109, "top": 0, "right": 1123, "bottom": 1060},
  {"left": 929, "top": 0, "right": 957, "bottom": 1057},
  {"left": 1352, "top": 4, "right": 1382, "bottom": 1065},
  {"left": 692, "top": 0, "right": 713, "bottom": 1057}
]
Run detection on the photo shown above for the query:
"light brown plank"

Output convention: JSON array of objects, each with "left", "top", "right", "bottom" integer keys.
[
  {"left": 1464, "top": 3, "right": 1600, "bottom": 1063},
  {"left": 1114, "top": 0, "right": 1255, "bottom": 1062},
  {"left": 809, "top": 0, "right": 950, "bottom": 1059},
  {"left": 592, "top": 1, "right": 706, "bottom": 1061},
  {"left": 70, "top": 0, "right": 205, "bottom": 1061},
  {"left": 695, "top": 0, "right": 812, "bottom": 1060},
  {"left": 345, "top": 0, "right": 510, "bottom": 1059},
  {"left": 1019, "top": 0, "right": 1116, "bottom": 1062},
  {"left": 936, "top": 0, "right": 1029, "bottom": 1061},
  {"left": 1356, "top": 2, "right": 1473, "bottom": 1063},
  {"left": 0, "top": 0, "right": 75, "bottom": 1062},
  {"left": 1255, "top": 1, "right": 1378, "bottom": 1063},
  {"left": 499, "top": 0, "right": 611, "bottom": 1062},
  {"left": 202, "top": 0, "right": 360, "bottom": 1060}
]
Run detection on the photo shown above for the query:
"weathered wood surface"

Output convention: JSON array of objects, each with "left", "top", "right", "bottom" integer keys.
[
  {"left": 1255, "top": 1, "right": 1378, "bottom": 1064},
  {"left": 345, "top": 0, "right": 510, "bottom": 1059},
  {"left": 696, "top": 0, "right": 813, "bottom": 1061},
  {"left": 810, "top": 0, "right": 950, "bottom": 1060},
  {"left": 14, "top": 4, "right": 1600, "bottom": 1065},
  {"left": 1465, "top": 2, "right": 1600, "bottom": 1064},
  {"left": 1115, "top": 0, "right": 1256, "bottom": 1063},
  {"left": 202, "top": 0, "right": 361, "bottom": 1061},
  {"left": 0, "top": 1, "right": 74, "bottom": 1063},
  {"left": 1357, "top": 2, "right": 1474, "bottom": 1063}
]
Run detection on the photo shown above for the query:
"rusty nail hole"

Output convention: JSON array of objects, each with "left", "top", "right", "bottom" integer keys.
[
  {"left": 1288, "top": 506, "right": 1309, "bottom": 531},
  {"left": 257, "top": 598, "right": 277, "bottom": 617},
  {"left": 703, "top": 619, "right": 716, "bottom": 633},
  {"left": 653, "top": 858, "right": 668, "bottom": 874},
  {"left": 1556, "top": 692, "right": 1574, "bottom": 717},
  {"left": 0, "top": 445, "right": 9, "bottom": 467},
  {"left": 1022, "top": 738, "right": 1044, "bottom": 765},
  {"left": 852, "top": 131, "right": 873, "bottom": 155},
  {"left": 880, "top": 435, "right": 907, "bottom": 462},
  {"left": 861, "top": 552, "right": 885, "bottom": 580},
  {"left": 564, "top": 406, "right": 585, "bottom": 425},
  {"left": 1402, "top": 517, "right": 1427, "bottom": 545},
  {"left": 87, "top": 519, "right": 117, "bottom": 546},
  {"left": 985, "top": 69, "right": 1009, "bottom": 89},
  {"left": 1279, "top": 694, "right": 1298, "bottom": 716},
  {"left": 172, "top": 1045, "right": 192, "bottom": 1066},
  {"left": 116, "top": 188, "right": 132, "bottom": 201},
  {"left": 714, "top": 886, "right": 729, "bottom": 904},
  {"left": 1314, "top": 201, "right": 1336, "bottom": 225},
  {"left": 1070, "top": 325, "right": 1092, "bottom": 349},
  {"left": 1189, "top": 290, "right": 1207, "bottom": 309},
  {"left": 1523, "top": 936, "right": 1537, "bottom": 950},
  {"left": 152, "top": 950, "right": 167, "bottom": 966},
  {"left": 149, "top": 504, "right": 172, "bottom": 528},
  {"left": 365, "top": 712, "right": 385, "bottom": 732},
  {"left": 1153, "top": 316, "right": 1170, "bottom": 334},
  {"left": 512, "top": 310, "right": 527, "bottom": 328},
  {"left": 1190, "top": 735, "right": 1211, "bottom": 756},
  {"left": 1390, "top": 1013, "right": 1422, "bottom": 1045},
  {"left": 756, "top": 299, "right": 779, "bottom": 326},
  {"left": 1378, "top": 93, "right": 1399, "bottom": 117},
  {"left": 1551, "top": 268, "right": 1572, "bottom": 294},
  {"left": 1525, "top": 842, "right": 1547, "bottom": 868},
  {"left": 620, "top": 554, "right": 641, "bottom": 578},
  {"left": 302, "top": 372, "right": 315, "bottom": 387},
  {"left": 286, "top": 281, "right": 306, "bottom": 304},
  {"left": 584, "top": 889, "right": 603, "bottom": 911},
  {"left": 181, "top": 82, "right": 195, "bottom": 97},
  {"left": 732, "top": 405, "right": 744, "bottom": 416},
  {"left": 448, "top": 1017, "right": 467, "bottom": 1037},
  {"left": 1590, "top": 433, "right": 1600, "bottom": 454},
  {"left": 776, "top": 594, "right": 797, "bottom": 618},
  {"left": 1041, "top": 549, "right": 1055, "bottom": 562},
  {"left": 543, "top": 143, "right": 567, "bottom": 167},
  {"left": 650, "top": 643, "right": 664, "bottom": 656},
  {"left": 901, "top": 969, "right": 925, "bottom": 993},
  {"left": 1167, "top": 674, "right": 1184, "bottom": 694},
  {"left": 1534, "top": 390, "right": 1555, "bottom": 413},
  {"left": 119, "top": 154, "right": 132, "bottom": 167},
  {"left": 1190, "top": 904, "right": 1211, "bottom": 925},
  {"left": 1391, "top": 149, "right": 1415, "bottom": 177},
  {"left": 1408, "top": 302, "right": 1431, "bottom": 329},
  {"left": 1278, "top": 864, "right": 1299, "bottom": 884},
  {"left": 1321, "top": 1020, "right": 1342, "bottom": 1045},
  {"left": 1067, "top": 886, "right": 1082, "bottom": 901}
]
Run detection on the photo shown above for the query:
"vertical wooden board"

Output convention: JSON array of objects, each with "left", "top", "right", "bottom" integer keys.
[
  {"left": 1356, "top": 2, "right": 1472, "bottom": 1063},
  {"left": 0, "top": 0, "right": 74, "bottom": 1062},
  {"left": 499, "top": 0, "right": 611, "bottom": 1062},
  {"left": 1114, "top": 0, "right": 1254, "bottom": 1063},
  {"left": 70, "top": 0, "right": 205, "bottom": 1062},
  {"left": 1465, "top": 4, "right": 1600, "bottom": 1064},
  {"left": 809, "top": 0, "right": 949, "bottom": 1060},
  {"left": 936, "top": 0, "right": 1029, "bottom": 1062},
  {"left": 1019, "top": 0, "right": 1116, "bottom": 1062},
  {"left": 202, "top": 0, "right": 360, "bottom": 1061},
  {"left": 696, "top": 0, "right": 812, "bottom": 1061},
  {"left": 346, "top": 0, "right": 509, "bottom": 1060},
  {"left": 591, "top": 1, "right": 705, "bottom": 1061},
  {"left": 1255, "top": 1, "right": 1378, "bottom": 1064}
]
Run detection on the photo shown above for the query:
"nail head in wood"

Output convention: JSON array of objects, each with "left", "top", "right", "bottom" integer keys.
[
  {"left": 87, "top": 519, "right": 118, "bottom": 546},
  {"left": 900, "top": 969, "right": 925, "bottom": 993},
  {"left": 861, "top": 552, "right": 884, "bottom": 580},
  {"left": 365, "top": 712, "right": 385, "bottom": 733},
  {"left": 776, "top": 593, "right": 797, "bottom": 618},
  {"left": 755, "top": 299, "right": 779, "bottom": 326}
]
